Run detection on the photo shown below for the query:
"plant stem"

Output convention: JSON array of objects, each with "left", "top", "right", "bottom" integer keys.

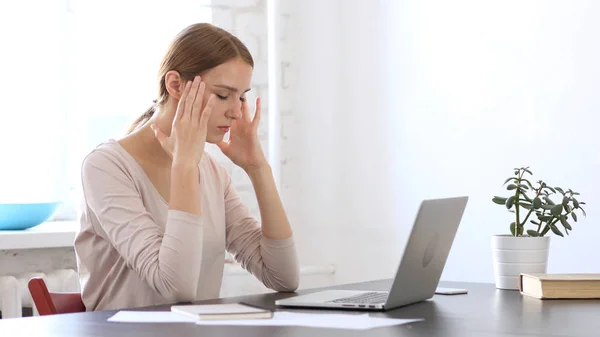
[
  {"left": 514, "top": 171, "right": 523, "bottom": 236},
  {"left": 540, "top": 217, "right": 558, "bottom": 236},
  {"left": 521, "top": 187, "right": 543, "bottom": 233}
]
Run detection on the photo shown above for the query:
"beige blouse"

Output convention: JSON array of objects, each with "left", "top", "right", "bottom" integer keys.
[{"left": 74, "top": 139, "right": 299, "bottom": 311}]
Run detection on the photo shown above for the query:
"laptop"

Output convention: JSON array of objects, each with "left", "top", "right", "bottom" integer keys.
[{"left": 275, "top": 196, "right": 468, "bottom": 311}]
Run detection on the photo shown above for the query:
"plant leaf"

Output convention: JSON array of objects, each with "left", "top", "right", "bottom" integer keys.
[
  {"left": 527, "top": 230, "right": 539, "bottom": 237},
  {"left": 559, "top": 215, "right": 572, "bottom": 230},
  {"left": 510, "top": 222, "right": 516, "bottom": 236},
  {"left": 546, "top": 187, "right": 556, "bottom": 193},
  {"left": 562, "top": 196, "right": 569, "bottom": 206},
  {"left": 580, "top": 207, "right": 587, "bottom": 217},
  {"left": 541, "top": 225, "right": 550, "bottom": 236},
  {"left": 533, "top": 197, "right": 542, "bottom": 209},
  {"left": 538, "top": 215, "right": 552, "bottom": 222},
  {"left": 544, "top": 196, "right": 555, "bottom": 205},
  {"left": 555, "top": 187, "right": 565, "bottom": 194},
  {"left": 573, "top": 198, "right": 579, "bottom": 208},
  {"left": 507, "top": 184, "right": 517, "bottom": 190},
  {"left": 572, "top": 212, "right": 578, "bottom": 222},
  {"left": 550, "top": 224, "right": 564, "bottom": 237},
  {"left": 530, "top": 220, "right": 540, "bottom": 225},
  {"left": 521, "top": 203, "right": 533, "bottom": 210},
  {"left": 518, "top": 184, "right": 529, "bottom": 190},
  {"left": 524, "top": 168, "right": 533, "bottom": 175},
  {"left": 564, "top": 204, "right": 571, "bottom": 213},
  {"left": 506, "top": 196, "right": 516, "bottom": 209},
  {"left": 551, "top": 204, "right": 563, "bottom": 216},
  {"left": 521, "top": 178, "right": 534, "bottom": 188},
  {"left": 503, "top": 177, "right": 517, "bottom": 185},
  {"left": 541, "top": 204, "right": 554, "bottom": 210},
  {"left": 521, "top": 193, "right": 533, "bottom": 202},
  {"left": 492, "top": 196, "right": 507, "bottom": 205}
]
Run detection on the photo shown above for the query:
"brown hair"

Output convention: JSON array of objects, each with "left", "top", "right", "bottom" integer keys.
[{"left": 127, "top": 23, "right": 254, "bottom": 134}]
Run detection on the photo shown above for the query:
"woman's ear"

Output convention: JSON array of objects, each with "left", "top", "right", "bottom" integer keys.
[{"left": 165, "top": 70, "right": 185, "bottom": 100}]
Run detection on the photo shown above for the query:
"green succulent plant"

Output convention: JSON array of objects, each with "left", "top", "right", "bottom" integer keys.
[{"left": 492, "top": 167, "right": 586, "bottom": 237}]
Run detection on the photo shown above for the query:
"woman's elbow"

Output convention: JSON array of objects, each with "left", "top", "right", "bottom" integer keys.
[
  {"left": 171, "top": 286, "right": 198, "bottom": 303},
  {"left": 155, "top": 277, "right": 198, "bottom": 303},
  {"left": 271, "top": 275, "right": 299, "bottom": 293}
]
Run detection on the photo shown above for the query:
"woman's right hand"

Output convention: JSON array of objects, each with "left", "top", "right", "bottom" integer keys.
[{"left": 151, "top": 76, "right": 215, "bottom": 166}]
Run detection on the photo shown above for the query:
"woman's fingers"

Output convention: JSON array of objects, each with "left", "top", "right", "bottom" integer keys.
[
  {"left": 199, "top": 94, "right": 216, "bottom": 128},
  {"left": 192, "top": 81, "right": 206, "bottom": 124},
  {"left": 252, "top": 96, "right": 261, "bottom": 130},
  {"left": 241, "top": 99, "right": 251, "bottom": 122},
  {"left": 184, "top": 76, "right": 201, "bottom": 121},
  {"left": 174, "top": 80, "right": 192, "bottom": 122}
]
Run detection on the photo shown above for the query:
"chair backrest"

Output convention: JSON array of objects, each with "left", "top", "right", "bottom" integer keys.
[{"left": 28, "top": 277, "right": 86, "bottom": 315}]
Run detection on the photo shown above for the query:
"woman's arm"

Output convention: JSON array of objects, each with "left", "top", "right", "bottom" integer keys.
[
  {"left": 170, "top": 161, "right": 202, "bottom": 215},
  {"left": 222, "top": 164, "right": 299, "bottom": 292},
  {"left": 81, "top": 150, "right": 203, "bottom": 302},
  {"left": 216, "top": 97, "right": 299, "bottom": 291},
  {"left": 246, "top": 164, "right": 293, "bottom": 240}
]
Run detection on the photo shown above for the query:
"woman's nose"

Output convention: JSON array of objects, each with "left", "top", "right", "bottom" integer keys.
[{"left": 227, "top": 100, "right": 243, "bottom": 119}]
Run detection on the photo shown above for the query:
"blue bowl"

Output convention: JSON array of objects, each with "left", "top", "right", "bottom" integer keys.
[{"left": 0, "top": 202, "right": 62, "bottom": 230}]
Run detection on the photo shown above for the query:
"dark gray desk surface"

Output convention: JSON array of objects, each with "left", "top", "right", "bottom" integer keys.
[{"left": 1, "top": 279, "right": 599, "bottom": 337}]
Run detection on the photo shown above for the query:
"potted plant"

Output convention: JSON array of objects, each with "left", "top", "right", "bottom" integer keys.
[{"left": 491, "top": 167, "right": 586, "bottom": 290}]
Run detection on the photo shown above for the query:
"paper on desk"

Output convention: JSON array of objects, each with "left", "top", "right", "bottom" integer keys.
[
  {"left": 107, "top": 311, "right": 197, "bottom": 323},
  {"left": 196, "top": 312, "right": 423, "bottom": 330},
  {"left": 107, "top": 311, "right": 423, "bottom": 330}
]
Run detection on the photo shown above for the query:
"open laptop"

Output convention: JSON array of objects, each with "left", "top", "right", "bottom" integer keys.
[{"left": 275, "top": 196, "right": 468, "bottom": 311}]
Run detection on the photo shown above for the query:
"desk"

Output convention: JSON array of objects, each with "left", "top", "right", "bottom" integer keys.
[{"left": 1, "top": 279, "right": 599, "bottom": 337}]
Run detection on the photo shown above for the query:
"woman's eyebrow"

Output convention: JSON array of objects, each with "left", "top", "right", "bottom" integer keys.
[{"left": 213, "top": 84, "right": 251, "bottom": 93}]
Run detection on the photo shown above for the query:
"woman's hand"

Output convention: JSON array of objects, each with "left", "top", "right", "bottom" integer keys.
[
  {"left": 151, "top": 76, "right": 215, "bottom": 166},
  {"left": 217, "top": 97, "right": 268, "bottom": 171}
]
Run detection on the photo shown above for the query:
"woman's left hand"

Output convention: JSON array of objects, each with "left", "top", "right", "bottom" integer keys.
[{"left": 217, "top": 97, "right": 268, "bottom": 171}]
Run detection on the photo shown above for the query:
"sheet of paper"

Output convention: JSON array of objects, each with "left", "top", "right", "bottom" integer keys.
[
  {"left": 107, "top": 311, "right": 197, "bottom": 323},
  {"left": 195, "top": 312, "right": 423, "bottom": 330},
  {"left": 107, "top": 311, "right": 423, "bottom": 330}
]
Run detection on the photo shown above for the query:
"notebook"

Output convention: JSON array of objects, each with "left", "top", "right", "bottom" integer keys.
[
  {"left": 170, "top": 303, "right": 273, "bottom": 320},
  {"left": 519, "top": 273, "right": 600, "bottom": 299}
]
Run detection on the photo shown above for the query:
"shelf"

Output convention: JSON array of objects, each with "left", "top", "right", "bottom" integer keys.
[{"left": 0, "top": 221, "right": 79, "bottom": 250}]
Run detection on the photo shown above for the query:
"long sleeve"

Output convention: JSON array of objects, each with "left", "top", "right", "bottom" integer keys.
[
  {"left": 223, "top": 175, "right": 300, "bottom": 292},
  {"left": 80, "top": 150, "right": 204, "bottom": 303}
]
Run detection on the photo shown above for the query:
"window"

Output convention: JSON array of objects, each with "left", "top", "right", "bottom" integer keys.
[{"left": 0, "top": 0, "right": 212, "bottom": 220}]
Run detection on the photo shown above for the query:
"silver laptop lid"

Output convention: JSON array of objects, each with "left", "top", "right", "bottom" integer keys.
[{"left": 384, "top": 196, "right": 468, "bottom": 309}]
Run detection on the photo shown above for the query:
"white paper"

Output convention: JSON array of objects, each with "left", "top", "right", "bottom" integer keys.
[
  {"left": 171, "top": 303, "right": 267, "bottom": 315},
  {"left": 107, "top": 311, "right": 197, "bottom": 323},
  {"left": 195, "top": 312, "right": 423, "bottom": 330},
  {"left": 107, "top": 311, "right": 423, "bottom": 330}
]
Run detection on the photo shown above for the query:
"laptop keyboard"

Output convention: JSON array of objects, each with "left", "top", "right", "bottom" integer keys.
[{"left": 326, "top": 292, "right": 388, "bottom": 304}]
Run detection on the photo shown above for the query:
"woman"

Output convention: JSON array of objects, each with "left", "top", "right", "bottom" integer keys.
[{"left": 74, "top": 23, "right": 299, "bottom": 311}]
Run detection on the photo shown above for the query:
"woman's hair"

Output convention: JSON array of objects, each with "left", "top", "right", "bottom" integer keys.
[{"left": 127, "top": 23, "right": 254, "bottom": 134}]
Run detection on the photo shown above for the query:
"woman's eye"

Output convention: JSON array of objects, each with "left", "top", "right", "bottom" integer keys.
[
  {"left": 217, "top": 94, "right": 228, "bottom": 100},
  {"left": 240, "top": 96, "right": 246, "bottom": 103}
]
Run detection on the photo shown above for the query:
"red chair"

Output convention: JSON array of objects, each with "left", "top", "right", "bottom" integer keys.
[{"left": 28, "top": 277, "right": 86, "bottom": 315}]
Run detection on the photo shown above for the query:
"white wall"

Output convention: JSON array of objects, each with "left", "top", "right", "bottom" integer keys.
[
  {"left": 276, "top": 0, "right": 406, "bottom": 285},
  {"left": 277, "top": 0, "right": 600, "bottom": 285}
]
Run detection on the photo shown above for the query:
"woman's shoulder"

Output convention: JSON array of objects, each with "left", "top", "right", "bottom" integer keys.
[{"left": 81, "top": 139, "right": 138, "bottom": 180}]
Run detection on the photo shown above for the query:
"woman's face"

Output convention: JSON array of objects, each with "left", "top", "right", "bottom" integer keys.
[{"left": 198, "top": 57, "right": 253, "bottom": 143}]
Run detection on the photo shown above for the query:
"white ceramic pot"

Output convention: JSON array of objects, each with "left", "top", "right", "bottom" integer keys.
[{"left": 491, "top": 235, "right": 550, "bottom": 290}]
